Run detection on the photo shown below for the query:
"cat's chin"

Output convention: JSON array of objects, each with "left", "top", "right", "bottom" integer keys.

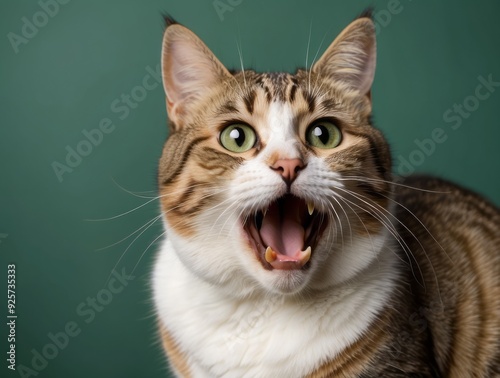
[
  {"left": 240, "top": 194, "right": 328, "bottom": 275},
  {"left": 256, "top": 268, "right": 312, "bottom": 295}
]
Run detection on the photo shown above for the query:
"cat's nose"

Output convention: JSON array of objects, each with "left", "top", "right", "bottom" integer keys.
[{"left": 271, "top": 158, "right": 305, "bottom": 185}]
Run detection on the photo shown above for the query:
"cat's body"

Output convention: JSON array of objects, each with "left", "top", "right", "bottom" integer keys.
[{"left": 153, "top": 14, "right": 500, "bottom": 377}]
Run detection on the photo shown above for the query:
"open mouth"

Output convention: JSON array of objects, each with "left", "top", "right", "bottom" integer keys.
[{"left": 242, "top": 194, "right": 327, "bottom": 270}]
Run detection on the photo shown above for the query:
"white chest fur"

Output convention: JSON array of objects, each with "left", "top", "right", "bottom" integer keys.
[{"left": 153, "top": 239, "right": 397, "bottom": 378}]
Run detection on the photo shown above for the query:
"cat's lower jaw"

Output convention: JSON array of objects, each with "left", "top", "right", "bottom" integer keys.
[{"left": 153, "top": 236, "right": 399, "bottom": 378}]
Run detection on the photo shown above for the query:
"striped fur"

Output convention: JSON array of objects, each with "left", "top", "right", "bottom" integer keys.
[{"left": 153, "top": 14, "right": 500, "bottom": 377}]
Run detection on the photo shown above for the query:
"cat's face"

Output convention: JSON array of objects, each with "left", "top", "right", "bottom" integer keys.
[{"left": 158, "top": 17, "right": 392, "bottom": 296}]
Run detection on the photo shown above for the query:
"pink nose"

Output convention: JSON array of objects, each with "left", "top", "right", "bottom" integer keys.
[{"left": 271, "top": 158, "right": 305, "bottom": 185}]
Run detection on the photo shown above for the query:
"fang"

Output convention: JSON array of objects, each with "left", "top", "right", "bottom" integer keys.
[
  {"left": 300, "top": 246, "right": 312, "bottom": 265},
  {"left": 265, "top": 246, "right": 277, "bottom": 263},
  {"left": 307, "top": 202, "right": 315, "bottom": 216}
]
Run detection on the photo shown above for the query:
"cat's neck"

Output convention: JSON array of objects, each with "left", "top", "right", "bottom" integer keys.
[{"left": 154, "top": 236, "right": 399, "bottom": 377}]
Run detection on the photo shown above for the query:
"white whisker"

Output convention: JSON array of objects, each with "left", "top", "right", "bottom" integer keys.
[
  {"left": 334, "top": 186, "right": 440, "bottom": 291},
  {"left": 236, "top": 38, "right": 247, "bottom": 91},
  {"left": 97, "top": 214, "right": 163, "bottom": 252},
  {"left": 86, "top": 196, "right": 160, "bottom": 222},
  {"left": 306, "top": 20, "right": 312, "bottom": 93},
  {"left": 104, "top": 214, "right": 162, "bottom": 286},
  {"left": 339, "top": 176, "right": 451, "bottom": 194},
  {"left": 111, "top": 177, "right": 159, "bottom": 199},
  {"left": 132, "top": 230, "right": 167, "bottom": 274}
]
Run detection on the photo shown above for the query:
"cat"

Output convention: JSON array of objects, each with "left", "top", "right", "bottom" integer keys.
[{"left": 152, "top": 12, "right": 500, "bottom": 377}]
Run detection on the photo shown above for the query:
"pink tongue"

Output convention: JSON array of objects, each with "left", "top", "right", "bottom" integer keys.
[{"left": 259, "top": 197, "right": 304, "bottom": 256}]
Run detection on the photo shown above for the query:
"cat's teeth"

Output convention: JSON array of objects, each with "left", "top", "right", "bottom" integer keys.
[
  {"left": 265, "top": 246, "right": 277, "bottom": 263},
  {"left": 307, "top": 202, "right": 315, "bottom": 216},
  {"left": 300, "top": 246, "right": 312, "bottom": 264}
]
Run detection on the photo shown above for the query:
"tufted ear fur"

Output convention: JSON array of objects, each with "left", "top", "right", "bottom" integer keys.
[
  {"left": 312, "top": 16, "right": 376, "bottom": 97},
  {"left": 161, "top": 23, "right": 232, "bottom": 127}
]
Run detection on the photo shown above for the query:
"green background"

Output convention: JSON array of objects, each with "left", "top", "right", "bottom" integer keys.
[{"left": 1, "top": 0, "right": 499, "bottom": 377}]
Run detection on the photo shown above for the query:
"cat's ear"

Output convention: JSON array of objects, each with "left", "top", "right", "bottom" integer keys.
[
  {"left": 312, "top": 16, "right": 376, "bottom": 97},
  {"left": 161, "top": 24, "right": 231, "bottom": 127}
]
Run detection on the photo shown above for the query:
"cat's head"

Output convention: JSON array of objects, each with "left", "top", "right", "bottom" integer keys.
[{"left": 158, "top": 15, "right": 392, "bottom": 296}]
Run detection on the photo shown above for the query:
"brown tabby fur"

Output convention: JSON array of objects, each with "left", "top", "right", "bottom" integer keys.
[{"left": 157, "top": 13, "right": 500, "bottom": 378}]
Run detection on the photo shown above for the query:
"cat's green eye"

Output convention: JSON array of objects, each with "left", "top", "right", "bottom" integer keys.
[
  {"left": 306, "top": 121, "right": 342, "bottom": 149},
  {"left": 220, "top": 124, "right": 256, "bottom": 153}
]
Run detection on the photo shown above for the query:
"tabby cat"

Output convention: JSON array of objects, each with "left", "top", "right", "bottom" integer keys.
[{"left": 153, "top": 13, "right": 500, "bottom": 377}]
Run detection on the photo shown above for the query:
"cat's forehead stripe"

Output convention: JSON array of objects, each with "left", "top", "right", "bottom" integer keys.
[
  {"left": 250, "top": 72, "right": 295, "bottom": 103},
  {"left": 289, "top": 83, "right": 298, "bottom": 102},
  {"left": 243, "top": 90, "right": 257, "bottom": 115},
  {"left": 304, "top": 91, "right": 316, "bottom": 113}
]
